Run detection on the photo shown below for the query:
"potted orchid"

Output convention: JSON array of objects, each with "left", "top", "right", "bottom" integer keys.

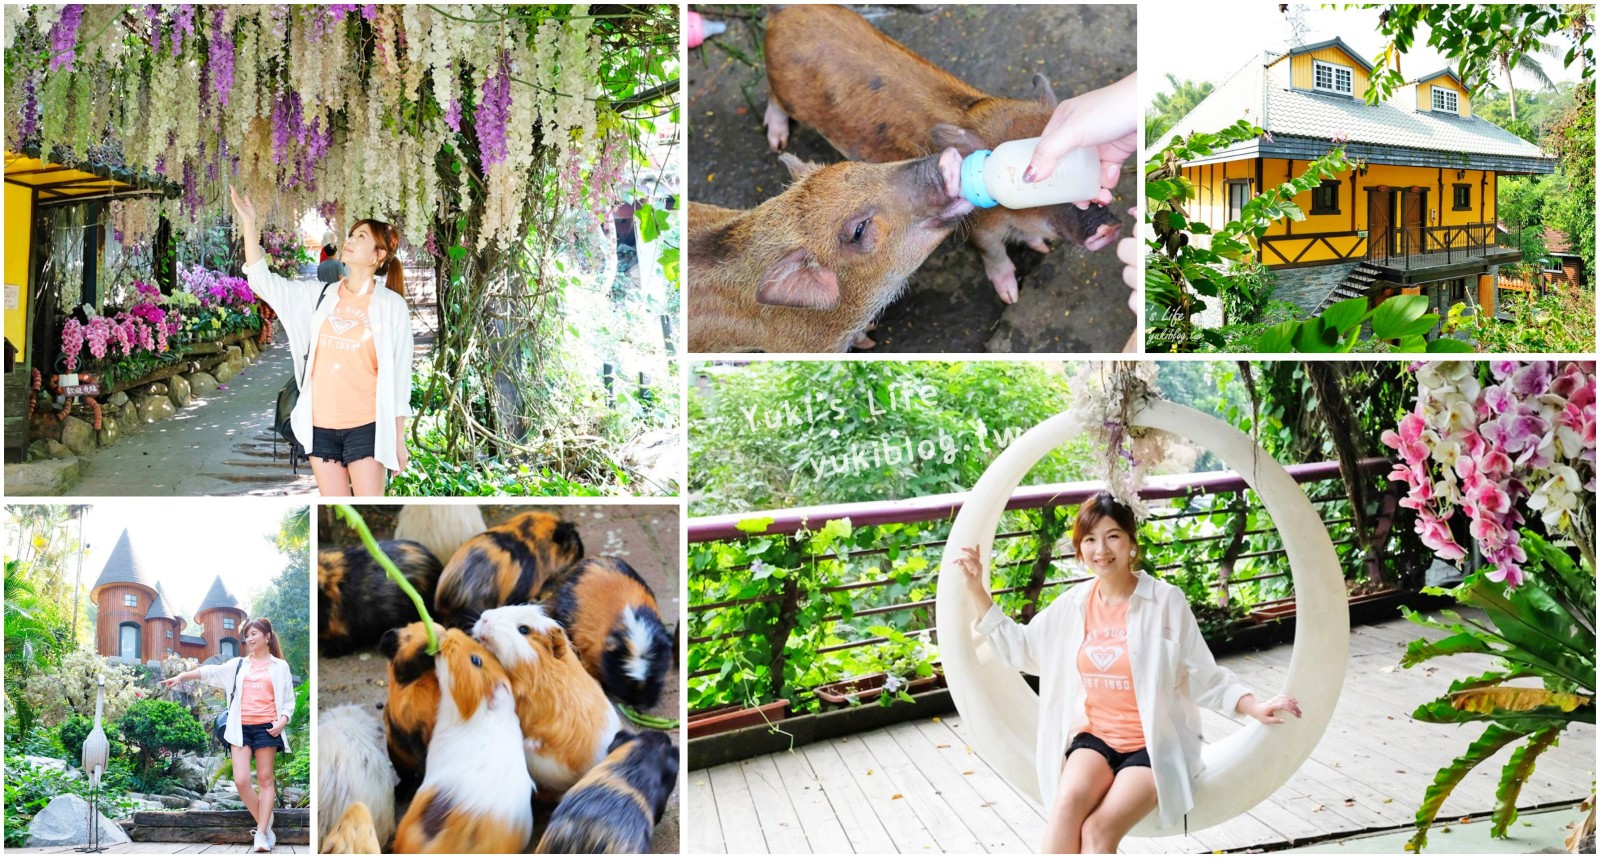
[{"left": 1382, "top": 360, "right": 1595, "bottom": 852}]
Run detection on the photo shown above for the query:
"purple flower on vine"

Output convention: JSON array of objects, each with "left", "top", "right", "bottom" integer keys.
[
  {"left": 171, "top": 4, "right": 197, "bottom": 55},
  {"left": 16, "top": 71, "right": 41, "bottom": 143},
  {"left": 444, "top": 98, "right": 462, "bottom": 134},
  {"left": 209, "top": 7, "right": 235, "bottom": 106},
  {"left": 476, "top": 51, "right": 513, "bottom": 167},
  {"left": 49, "top": 5, "right": 85, "bottom": 73}
]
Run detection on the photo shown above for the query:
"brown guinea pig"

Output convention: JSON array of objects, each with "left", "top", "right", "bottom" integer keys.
[
  {"left": 433, "top": 511, "right": 584, "bottom": 629},
  {"left": 471, "top": 604, "right": 622, "bottom": 798},
  {"left": 534, "top": 730, "right": 679, "bottom": 854},
  {"left": 378, "top": 621, "right": 444, "bottom": 795},
  {"left": 541, "top": 557, "right": 673, "bottom": 710},
  {"left": 319, "top": 540, "right": 442, "bottom": 657},
  {"left": 393, "top": 629, "right": 534, "bottom": 855},
  {"left": 321, "top": 801, "right": 382, "bottom": 854}
]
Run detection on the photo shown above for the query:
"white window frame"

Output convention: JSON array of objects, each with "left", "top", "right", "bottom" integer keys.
[
  {"left": 124, "top": 593, "right": 138, "bottom": 607},
  {"left": 1313, "top": 60, "right": 1354, "bottom": 95},
  {"left": 1432, "top": 86, "right": 1459, "bottom": 114},
  {"left": 223, "top": 617, "right": 235, "bottom": 629}
]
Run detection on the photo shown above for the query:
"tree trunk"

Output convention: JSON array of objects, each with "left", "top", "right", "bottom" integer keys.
[{"left": 1306, "top": 362, "right": 1370, "bottom": 567}]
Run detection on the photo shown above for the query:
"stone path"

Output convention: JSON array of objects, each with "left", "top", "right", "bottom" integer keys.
[{"left": 68, "top": 330, "right": 315, "bottom": 497}]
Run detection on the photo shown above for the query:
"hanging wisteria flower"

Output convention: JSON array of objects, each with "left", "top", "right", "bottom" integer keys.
[
  {"left": 209, "top": 7, "right": 235, "bottom": 106},
  {"left": 476, "top": 51, "right": 513, "bottom": 167},
  {"left": 47, "top": 4, "right": 84, "bottom": 72}
]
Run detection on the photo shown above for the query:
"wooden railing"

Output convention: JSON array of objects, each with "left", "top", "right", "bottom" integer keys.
[{"left": 687, "top": 458, "right": 1400, "bottom": 699}]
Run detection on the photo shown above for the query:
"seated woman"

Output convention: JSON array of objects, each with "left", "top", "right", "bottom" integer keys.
[{"left": 954, "top": 491, "right": 1302, "bottom": 854}]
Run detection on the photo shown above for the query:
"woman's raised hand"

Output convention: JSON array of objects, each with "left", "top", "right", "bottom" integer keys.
[
  {"left": 954, "top": 546, "right": 995, "bottom": 612},
  {"left": 228, "top": 185, "right": 257, "bottom": 232}
]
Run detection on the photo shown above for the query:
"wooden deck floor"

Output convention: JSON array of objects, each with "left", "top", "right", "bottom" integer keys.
[
  {"left": 9, "top": 846, "right": 310, "bottom": 854},
  {"left": 688, "top": 613, "right": 1596, "bottom": 854}
]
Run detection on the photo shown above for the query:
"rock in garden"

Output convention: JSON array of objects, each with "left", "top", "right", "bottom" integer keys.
[
  {"left": 226, "top": 345, "right": 243, "bottom": 363},
  {"left": 97, "top": 418, "right": 121, "bottom": 448},
  {"left": 138, "top": 395, "right": 176, "bottom": 423},
  {"left": 213, "top": 362, "right": 236, "bottom": 384},
  {"left": 159, "top": 794, "right": 188, "bottom": 809},
  {"left": 188, "top": 372, "right": 220, "bottom": 395},
  {"left": 168, "top": 373, "right": 192, "bottom": 407},
  {"left": 24, "top": 794, "right": 131, "bottom": 848},
  {"left": 145, "top": 382, "right": 168, "bottom": 396},
  {"left": 189, "top": 800, "right": 212, "bottom": 811},
  {"left": 22, "top": 755, "right": 73, "bottom": 776},
  {"left": 45, "top": 440, "right": 70, "bottom": 458},
  {"left": 61, "top": 416, "right": 97, "bottom": 457},
  {"left": 3, "top": 458, "right": 81, "bottom": 496},
  {"left": 167, "top": 754, "right": 213, "bottom": 792},
  {"left": 107, "top": 391, "right": 130, "bottom": 407},
  {"left": 242, "top": 339, "right": 260, "bottom": 360},
  {"left": 26, "top": 440, "right": 50, "bottom": 461}
]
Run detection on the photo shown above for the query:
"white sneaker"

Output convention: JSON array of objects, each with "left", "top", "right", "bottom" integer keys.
[
  {"left": 252, "top": 829, "right": 268, "bottom": 853},
  {"left": 265, "top": 827, "right": 276, "bottom": 850}
]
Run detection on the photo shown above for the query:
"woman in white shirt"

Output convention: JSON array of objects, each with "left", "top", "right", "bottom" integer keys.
[
  {"left": 229, "top": 186, "right": 414, "bottom": 496},
  {"left": 954, "top": 492, "right": 1302, "bottom": 854},
  {"left": 162, "top": 618, "right": 296, "bottom": 853}
]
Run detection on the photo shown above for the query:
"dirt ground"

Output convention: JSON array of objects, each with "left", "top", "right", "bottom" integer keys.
[
  {"left": 315, "top": 503, "right": 681, "bottom": 853},
  {"left": 688, "top": 3, "right": 1137, "bottom": 353}
]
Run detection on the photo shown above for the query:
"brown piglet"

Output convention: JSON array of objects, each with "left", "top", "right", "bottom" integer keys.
[
  {"left": 688, "top": 147, "right": 974, "bottom": 353},
  {"left": 764, "top": 4, "right": 1122, "bottom": 305}
]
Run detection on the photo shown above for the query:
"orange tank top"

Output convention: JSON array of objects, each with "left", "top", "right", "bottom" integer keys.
[
  {"left": 1077, "top": 581, "right": 1145, "bottom": 752},
  {"left": 310, "top": 285, "right": 379, "bottom": 429},
  {"left": 239, "top": 658, "right": 277, "bottom": 725}
]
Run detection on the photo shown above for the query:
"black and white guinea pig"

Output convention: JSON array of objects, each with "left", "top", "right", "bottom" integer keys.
[
  {"left": 542, "top": 556, "right": 673, "bottom": 710},
  {"left": 318, "top": 539, "right": 441, "bottom": 657},
  {"left": 433, "top": 511, "right": 584, "bottom": 629},
  {"left": 317, "top": 704, "right": 398, "bottom": 850},
  {"left": 394, "top": 505, "right": 487, "bottom": 576},
  {"left": 533, "top": 730, "right": 680, "bottom": 854}
]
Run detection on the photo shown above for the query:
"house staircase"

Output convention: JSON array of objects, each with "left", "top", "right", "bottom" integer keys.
[{"left": 1313, "top": 261, "right": 1386, "bottom": 314}]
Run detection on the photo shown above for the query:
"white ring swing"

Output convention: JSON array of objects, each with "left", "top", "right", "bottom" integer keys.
[{"left": 935, "top": 398, "right": 1349, "bottom": 837}]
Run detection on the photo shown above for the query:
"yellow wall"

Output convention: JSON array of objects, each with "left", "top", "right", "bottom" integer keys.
[
  {"left": 1287, "top": 46, "right": 1371, "bottom": 96},
  {"left": 4, "top": 182, "right": 31, "bottom": 363},
  {"left": 1416, "top": 76, "right": 1472, "bottom": 118},
  {"left": 1180, "top": 159, "right": 1498, "bottom": 266}
]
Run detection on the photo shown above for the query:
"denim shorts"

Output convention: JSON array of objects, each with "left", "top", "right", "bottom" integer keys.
[
  {"left": 238, "top": 722, "right": 287, "bottom": 753},
  {"left": 311, "top": 422, "right": 377, "bottom": 466},
  {"left": 1067, "top": 731, "right": 1150, "bottom": 774}
]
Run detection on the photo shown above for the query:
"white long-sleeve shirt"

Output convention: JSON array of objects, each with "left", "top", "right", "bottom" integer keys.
[
  {"left": 242, "top": 257, "right": 414, "bottom": 474},
  {"left": 199, "top": 656, "right": 296, "bottom": 752},
  {"left": 974, "top": 571, "right": 1254, "bottom": 829}
]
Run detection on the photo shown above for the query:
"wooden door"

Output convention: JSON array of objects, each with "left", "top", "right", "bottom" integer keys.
[
  {"left": 1402, "top": 191, "right": 1426, "bottom": 257},
  {"left": 1367, "top": 189, "right": 1393, "bottom": 260}
]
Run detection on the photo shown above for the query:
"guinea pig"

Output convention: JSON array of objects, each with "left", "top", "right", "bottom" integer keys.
[
  {"left": 319, "top": 539, "right": 442, "bottom": 657},
  {"left": 471, "top": 604, "right": 622, "bottom": 798},
  {"left": 543, "top": 557, "right": 673, "bottom": 710},
  {"left": 394, "top": 629, "right": 534, "bottom": 854},
  {"left": 378, "top": 621, "right": 444, "bottom": 794},
  {"left": 316, "top": 705, "right": 398, "bottom": 850},
  {"left": 395, "top": 505, "right": 487, "bottom": 574},
  {"left": 433, "top": 511, "right": 584, "bottom": 629},
  {"left": 533, "top": 730, "right": 680, "bottom": 854},
  {"left": 321, "top": 801, "right": 382, "bottom": 854}
]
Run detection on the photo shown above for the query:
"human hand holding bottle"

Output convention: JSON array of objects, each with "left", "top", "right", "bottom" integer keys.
[{"left": 1024, "top": 73, "right": 1137, "bottom": 210}]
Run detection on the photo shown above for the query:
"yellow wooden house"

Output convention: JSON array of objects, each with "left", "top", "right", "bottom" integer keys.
[{"left": 1154, "top": 37, "right": 1556, "bottom": 317}]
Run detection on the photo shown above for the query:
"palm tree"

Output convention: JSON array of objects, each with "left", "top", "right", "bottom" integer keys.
[
  {"left": 1146, "top": 74, "right": 1216, "bottom": 143},
  {"left": 1489, "top": 11, "right": 1560, "bottom": 122}
]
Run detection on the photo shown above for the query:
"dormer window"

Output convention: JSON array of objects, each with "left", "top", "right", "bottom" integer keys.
[
  {"left": 1313, "top": 60, "right": 1353, "bottom": 95},
  {"left": 1432, "top": 87, "right": 1459, "bottom": 114}
]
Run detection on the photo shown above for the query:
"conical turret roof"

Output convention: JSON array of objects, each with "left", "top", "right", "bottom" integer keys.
[
  {"left": 89, "top": 530, "right": 159, "bottom": 601},
  {"left": 195, "top": 575, "right": 244, "bottom": 615}
]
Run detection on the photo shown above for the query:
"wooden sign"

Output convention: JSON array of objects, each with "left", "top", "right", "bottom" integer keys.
[{"left": 63, "top": 383, "right": 100, "bottom": 397}]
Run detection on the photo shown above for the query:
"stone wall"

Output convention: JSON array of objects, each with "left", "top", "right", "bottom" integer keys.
[{"left": 1272, "top": 261, "right": 1365, "bottom": 313}]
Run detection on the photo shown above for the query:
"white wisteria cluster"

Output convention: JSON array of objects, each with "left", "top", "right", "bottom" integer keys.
[{"left": 1068, "top": 362, "right": 1174, "bottom": 520}]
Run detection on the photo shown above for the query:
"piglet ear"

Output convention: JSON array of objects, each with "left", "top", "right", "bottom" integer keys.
[
  {"left": 778, "top": 153, "right": 823, "bottom": 181},
  {"left": 1031, "top": 73, "right": 1059, "bottom": 109},
  {"left": 931, "top": 123, "right": 988, "bottom": 156},
  {"left": 757, "top": 247, "right": 841, "bottom": 311}
]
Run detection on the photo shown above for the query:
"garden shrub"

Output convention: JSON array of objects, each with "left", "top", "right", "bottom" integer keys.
[{"left": 116, "top": 699, "right": 208, "bottom": 780}]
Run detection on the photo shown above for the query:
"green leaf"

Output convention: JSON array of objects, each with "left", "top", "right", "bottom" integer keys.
[
  {"left": 1370, "top": 294, "right": 1431, "bottom": 339},
  {"left": 1258, "top": 322, "right": 1298, "bottom": 353},
  {"left": 1425, "top": 337, "right": 1477, "bottom": 353},
  {"left": 1321, "top": 297, "right": 1371, "bottom": 335},
  {"left": 1407, "top": 724, "right": 1526, "bottom": 852},
  {"left": 736, "top": 516, "right": 776, "bottom": 534}
]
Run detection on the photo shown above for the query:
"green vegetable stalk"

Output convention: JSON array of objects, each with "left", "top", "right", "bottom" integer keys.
[{"left": 333, "top": 504, "right": 440, "bottom": 655}]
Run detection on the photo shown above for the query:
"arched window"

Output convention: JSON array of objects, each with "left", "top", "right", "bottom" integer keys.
[
  {"left": 220, "top": 638, "right": 238, "bottom": 659},
  {"left": 118, "top": 622, "right": 141, "bottom": 660}
]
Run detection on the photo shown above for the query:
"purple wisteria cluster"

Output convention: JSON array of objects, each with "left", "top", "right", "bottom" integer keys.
[
  {"left": 476, "top": 51, "right": 513, "bottom": 167},
  {"left": 270, "top": 92, "right": 333, "bottom": 188},
  {"left": 48, "top": 4, "right": 85, "bottom": 73},
  {"left": 209, "top": 7, "right": 235, "bottom": 106},
  {"left": 1383, "top": 361, "right": 1596, "bottom": 586}
]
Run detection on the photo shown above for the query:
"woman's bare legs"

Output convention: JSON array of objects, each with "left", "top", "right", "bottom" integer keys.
[
  {"left": 253, "top": 746, "right": 277, "bottom": 844},
  {"left": 1042, "top": 749, "right": 1115, "bottom": 853},
  {"left": 345, "top": 457, "right": 387, "bottom": 496},
  {"left": 1079, "top": 766, "right": 1158, "bottom": 854},
  {"left": 230, "top": 743, "right": 262, "bottom": 830},
  {"left": 309, "top": 458, "right": 353, "bottom": 496}
]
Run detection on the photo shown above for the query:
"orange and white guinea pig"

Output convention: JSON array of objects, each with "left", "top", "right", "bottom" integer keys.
[
  {"left": 434, "top": 511, "right": 584, "bottom": 629},
  {"left": 316, "top": 705, "right": 397, "bottom": 850},
  {"left": 533, "top": 730, "right": 680, "bottom": 854},
  {"left": 321, "top": 801, "right": 382, "bottom": 854},
  {"left": 393, "top": 629, "right": 534, "bottom": 854},
  {"left": 471, "top": 604, "right": 622, "bottom": 798},
  {"left": 543, "top": 557, "right": 673, "bottom": 709},
  {"left": 377, "top": 621, "right": 444, "bottom": 794}
]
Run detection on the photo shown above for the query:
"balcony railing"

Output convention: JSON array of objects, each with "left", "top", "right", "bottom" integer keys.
[{"left": 1368, "top": 221, "right": 1519, "bottom": 269}]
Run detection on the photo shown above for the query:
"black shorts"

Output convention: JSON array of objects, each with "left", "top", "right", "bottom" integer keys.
[
  {"left": 1067, "top": 731, "right": 1150, "bottom": 774},
  {"left": 311, "top": 422, "right": 377, "bottom": 466},
  {"left": 238, "top": 722, "right": 287, "bottom": 753}
]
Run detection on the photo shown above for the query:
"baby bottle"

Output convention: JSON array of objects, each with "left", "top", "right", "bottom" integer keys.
[{"left": 960, "top": 138, "right": 1100, "bottom": 209}]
